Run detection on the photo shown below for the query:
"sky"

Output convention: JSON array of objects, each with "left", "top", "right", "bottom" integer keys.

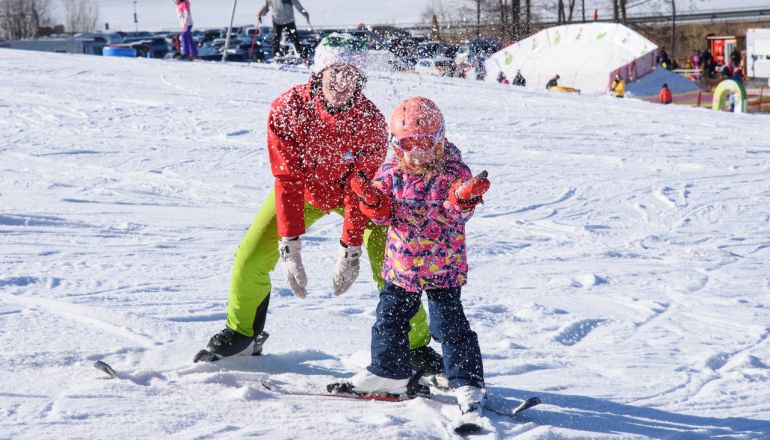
[{"left": 72, "top": 0, "right": 770, "bottom": 33}]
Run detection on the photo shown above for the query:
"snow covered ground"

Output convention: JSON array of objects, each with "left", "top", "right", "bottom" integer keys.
[{"left": 2, "top": 49, "right": 770, "bottom": 439}]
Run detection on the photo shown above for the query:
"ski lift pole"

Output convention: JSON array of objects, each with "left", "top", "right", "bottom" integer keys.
[{"left": 222, "top": 0, "right": 238, "bottom": 63}]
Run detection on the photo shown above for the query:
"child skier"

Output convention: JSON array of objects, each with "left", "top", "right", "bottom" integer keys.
[
  {"left": 175, "top": 0, "right": 197, "bottom": 60},
  {"left": 341, "top": 96, "right": 491, "bottom": 426}
]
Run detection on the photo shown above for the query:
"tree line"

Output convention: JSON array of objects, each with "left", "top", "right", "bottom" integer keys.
[
  {"left": 1, "top": 0, "right": 99, "bottom": 40},
  {"left": 424, "top": 1, "right": 683, "bottom": 43}
]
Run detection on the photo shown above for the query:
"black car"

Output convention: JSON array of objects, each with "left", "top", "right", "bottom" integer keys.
[{"left": 122, "top": 36, "right": 171, "bottom": 58}]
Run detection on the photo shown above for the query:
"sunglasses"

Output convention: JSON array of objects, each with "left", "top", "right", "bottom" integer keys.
[
  {"left": 389, "top": 124, "right": 445, "bottom": 152},
  {"left": 322, "top": 35, "right": 367, "bottom": 51}
]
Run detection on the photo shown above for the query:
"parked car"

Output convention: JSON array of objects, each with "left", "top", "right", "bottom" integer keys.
[
  {"left": 197, "top": 28, "right": 223, "bottom": 47},
  {"left": 417, "top": 42, "right": 451, "bottom": 59},
  {"left": 196, "top": 39, "right": 265, "bottom": 62},
  {"left": 388, "top": 36, "right": 419, "bottom": 70},
  {"left": 121, "top": 36, "right": 171, "bottom": 58},
  {"left": 414, "top": 57, "right": 455, "bottom": 76}
]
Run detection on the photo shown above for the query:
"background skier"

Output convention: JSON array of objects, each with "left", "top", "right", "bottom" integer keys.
[
  {"left": 258, "top": 0, "right": 310, "bottom": 62},
  {"left": 174, "top": 0, "right": 197, "bottom": 60},
  {"left": 197, "top": 34, "right": 443, "bottom": 379}
]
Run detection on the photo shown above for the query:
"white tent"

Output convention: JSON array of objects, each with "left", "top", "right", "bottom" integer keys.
[{"left": 486, "top": 22, "right": 658, "bottom": 95}]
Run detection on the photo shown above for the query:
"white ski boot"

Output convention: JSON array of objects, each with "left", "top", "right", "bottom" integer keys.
[
  {"left": 453, "top": 385, "right": 486, "bottom": 433},
  {"left": 348, "top": 369, "right": 409, "bottom": 395}
]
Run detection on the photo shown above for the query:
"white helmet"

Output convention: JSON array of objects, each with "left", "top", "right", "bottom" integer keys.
[{"left": 311, "top": 33, "right": 369, "bottom": 77}]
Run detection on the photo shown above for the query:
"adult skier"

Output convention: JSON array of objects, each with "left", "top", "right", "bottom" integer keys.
[
  {"left": 196, "top": 33, "right": 443, "bottom": 379},
  {"left": 258, "top": 0, "right": 310, "bottom": 61}
]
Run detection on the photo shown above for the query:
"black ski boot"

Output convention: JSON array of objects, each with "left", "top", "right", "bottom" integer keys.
[
  {"left": 410, "top": 345, "right": 449, "bottom": 389},
  {"left": 252, "top": 330, "right": 270, "bottom": 356},
  {"left": 193, "top": 329, "right": 270, "bottom": 362},
  {"left": 410, "top": 345, "right": 444, "bottom": 376}
]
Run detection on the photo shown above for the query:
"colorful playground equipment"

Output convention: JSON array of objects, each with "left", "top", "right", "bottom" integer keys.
[{"left": 712, "top": 79, "right": 748, "bottom": 113}]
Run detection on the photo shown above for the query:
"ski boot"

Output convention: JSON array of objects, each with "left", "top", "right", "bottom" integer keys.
[
  {"left": 193, "top": 329, "right": 269, "bottom": 363},
  {"left": 410, "top": 345, "right": 449, "bottom": 389},
  {"left": 453, "top": 385, "right": 486, "bottom": 434}
]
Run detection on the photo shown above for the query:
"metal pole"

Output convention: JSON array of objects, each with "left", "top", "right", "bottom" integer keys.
[
  {"left": 582, "top": 0, "right": 585, "bottom": 22},
  {"left": 476, "top": 0, "right": 481, "bottom": 37},
  {"left": 670, "top": 0, "right": 676, "bottom": 66},
  {"left": 222, "top": 0, "right": 238, "bottom": 62},
  {"left": 133, "top": 0, "right": 138, "bottom": 32}
]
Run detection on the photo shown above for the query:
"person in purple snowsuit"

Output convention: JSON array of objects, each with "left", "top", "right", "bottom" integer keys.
[
  {"left": 175, "top": 0, "right": 197, "bottom": 60},
  {"left": 342, "top": 96, "right": 492, "bottom": 424}
]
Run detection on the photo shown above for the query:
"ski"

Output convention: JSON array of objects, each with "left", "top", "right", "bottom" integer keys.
[
  {"left": 512, "top": 396, "right": 542, "bottom": 415},
  {"left": 483, "top": 394, "right": 542, "bottom": 418},
  {"left": 260, "top": 380, "right": 421, "bottom": 402},
  {"left": 93, "top": 360, "right": 119, "bottom": 379},
  {"left": 192, "top": 349, "right": 218, "bottom": 363},
  {"left": 260, "top": 379, "right": 541, "bottom": 419}
]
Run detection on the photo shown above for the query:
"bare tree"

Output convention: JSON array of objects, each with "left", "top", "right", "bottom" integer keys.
[
  {"left": 524, "top": 0, "right": 530, "bottom": 34},
  {"left": 619, "top": 0, "right": 628, "bottom": 23},
  {"left": 0, "top": 0, "right": 53, "bottom": 39},
  {"left": 567, "top": 0, "right": 577, "bottom": 23},
  {"left": 669, "top": 0, "right": 676, "bottom": 62},
  {"left": 61, "top": 0, "right": 99, "bottom": 34}
]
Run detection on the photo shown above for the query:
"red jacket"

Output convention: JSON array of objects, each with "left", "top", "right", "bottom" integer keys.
[
  {"left": 659, "top": 87, "right": 673, "bottom": 104},
  {"left": 267, "top": 81, "right": 388, "bottom": 245}
]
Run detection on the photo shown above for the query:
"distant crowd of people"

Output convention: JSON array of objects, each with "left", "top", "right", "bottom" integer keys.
[
  {"left": 495, "top": 69, "right": 526, "bottom": 86},
  {"left": 658, "top": 46, "right": 744, "bottom": 84}
]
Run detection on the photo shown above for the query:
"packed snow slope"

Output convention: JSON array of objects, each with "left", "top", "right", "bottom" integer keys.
[{"left": 2, "top": 50, "right": 770, "bottom": 440}]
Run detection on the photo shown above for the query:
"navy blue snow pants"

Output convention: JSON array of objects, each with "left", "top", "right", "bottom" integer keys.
[{"left": 367, "top": 282, "right": 484, "bottom": 389}]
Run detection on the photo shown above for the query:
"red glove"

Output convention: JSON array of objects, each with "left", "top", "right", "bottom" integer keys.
[
  {"left": 350, "top": 171, "right": 392, "bottom": 219},
  {"left": 447, "top": 170, "right": 491, "bottom": 210}
]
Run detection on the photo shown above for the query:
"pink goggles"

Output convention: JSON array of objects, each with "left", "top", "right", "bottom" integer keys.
[{"left": 389, "top": 124, "right": 445, "bottom": 152}]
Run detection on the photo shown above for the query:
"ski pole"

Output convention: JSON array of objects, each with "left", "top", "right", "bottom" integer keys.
[
  {"left": 248, "top": 22, "right": 259, "bottom": 64},
  {"left": 306, "top": 17, "right": 316, "bottom": 34}
]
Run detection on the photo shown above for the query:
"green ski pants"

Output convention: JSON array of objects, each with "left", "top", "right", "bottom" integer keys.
[{"left": 225, "top": 189, "right": 431, "bottom": 349}]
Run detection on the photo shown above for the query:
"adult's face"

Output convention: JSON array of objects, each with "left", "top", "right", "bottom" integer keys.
[{"left": 321, "top": 64, "right": 361, "bottom": 109}]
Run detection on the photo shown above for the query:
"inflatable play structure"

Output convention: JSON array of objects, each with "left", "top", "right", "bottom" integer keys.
[
  {"left": 485, "top": 22, "right": 657, "bottom": 95},
  {"left": 712, "top": 79, "right": 748, "bottom": 113},
  {"left": 625, "top": 67, "right": 702, "bottom": 105}
]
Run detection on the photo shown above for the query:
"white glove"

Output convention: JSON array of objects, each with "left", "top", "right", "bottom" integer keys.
[
  {"left": 279, "top": 237, "right": 308, "bottom": 298},
  {"left": 333, "top": 243, "right": 361, "bottom": 295}
]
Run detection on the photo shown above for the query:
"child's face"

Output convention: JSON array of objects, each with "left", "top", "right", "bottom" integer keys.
[{"left": 397, "top": 138, "right": 444, "bottom": 174}]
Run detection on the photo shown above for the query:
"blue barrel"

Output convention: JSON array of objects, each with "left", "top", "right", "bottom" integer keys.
[{"left": 103, "top": 46, "right": 137, "bottom": 57}]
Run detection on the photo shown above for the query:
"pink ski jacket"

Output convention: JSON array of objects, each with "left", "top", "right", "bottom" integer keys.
[
  {"left": 176, "top": 1, "right": 192, "bottom": 29},
  {"left": 371, "top": 143, "right": 475, "bottom": 292}
]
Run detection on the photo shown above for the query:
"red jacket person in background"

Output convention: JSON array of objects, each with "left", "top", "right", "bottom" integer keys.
[
  {"left": 195, "top": 34, "right": 441, "bottom": 379},
  {"left": 659, "top": 83, "right": 673, "bottom": 104}
]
